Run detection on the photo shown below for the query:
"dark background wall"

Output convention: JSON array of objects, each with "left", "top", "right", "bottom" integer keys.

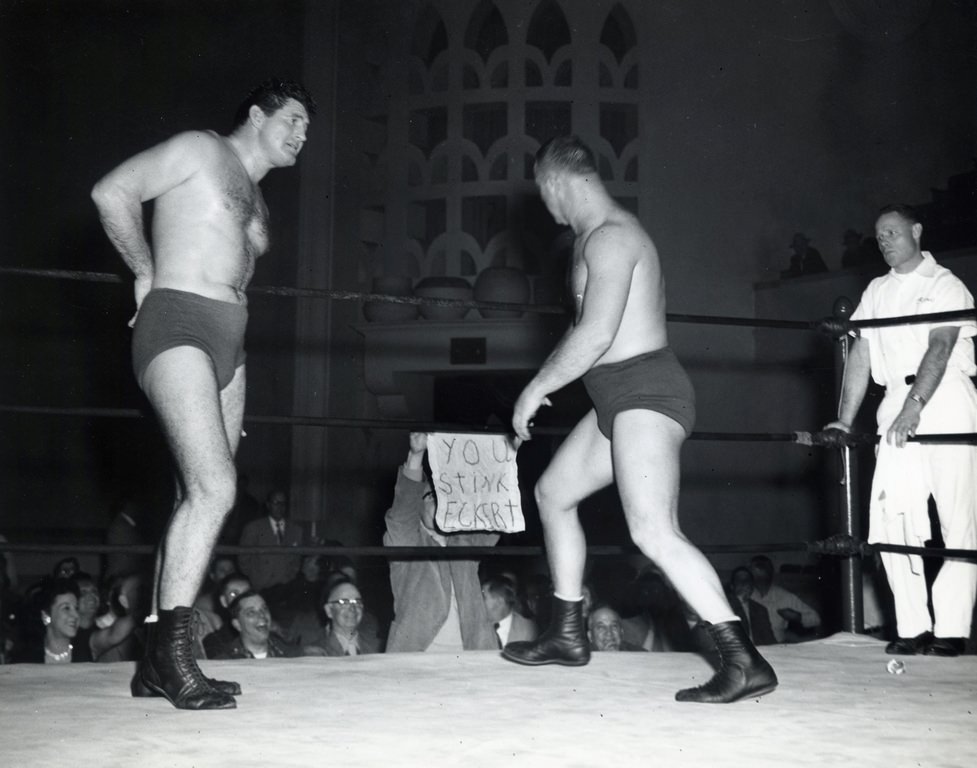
[
  {"left": 1, "top": 1, "right": 974, "bottom": 592},
  {"left": 1, "top": 0, "right": 309, "bottom": 542}
]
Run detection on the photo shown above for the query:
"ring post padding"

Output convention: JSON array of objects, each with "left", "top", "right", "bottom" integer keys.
[{"left": 834, "top": 299, "right": 863, "bottom": 633}]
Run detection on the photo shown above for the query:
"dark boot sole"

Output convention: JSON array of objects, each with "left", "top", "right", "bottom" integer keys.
[
  {"left": 500, "top": 649, "right": 590, "bottom": 667},
  {"left": 676, "top": 679, "right": 779, "bottom": 704}
]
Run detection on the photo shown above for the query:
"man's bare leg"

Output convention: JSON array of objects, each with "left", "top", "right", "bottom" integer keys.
[
  {"left": 148, "top": 354, "right": 238, "bottom": 609},
  {"left": 613, "top": 409, "right": 777, "bottom": 703},
  {"left": 132, "top": 347, "right": 238, "bottom": 709},
  {"left": 502, "top": 411, "right": 612, "bottom": 666},
  {"left": 611, "top": 410, "right": 732, "bottom": 622},
  {"left": 537, "top": 410, "right": 613, "bottom": 599}
]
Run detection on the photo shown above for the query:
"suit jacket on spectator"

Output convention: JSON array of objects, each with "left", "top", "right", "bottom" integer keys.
[
  {"left": 730, "top": 594, "right": 777, "bottom": 646},
  {"left": 311, "top": 627, "right": 383, "bottom": 656},
  {"left": 384, "top": 466, "right": 499, "bottom": 652},
  {"left": 202, "top": 624, "right": 237, "bottom": 660},
  {"left": 213, "top": 632, "right": 302, "bottom": 660},
  {"left": 238, "top": 517, "right": 303, "bottom": 591}
]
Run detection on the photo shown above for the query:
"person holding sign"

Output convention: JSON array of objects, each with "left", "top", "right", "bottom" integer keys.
[
  {"left": 383, "top": 433, "right": 500, "bottom": 653},
  {"left": 502, "top": 136, "right": 777, "bottom": 704}
]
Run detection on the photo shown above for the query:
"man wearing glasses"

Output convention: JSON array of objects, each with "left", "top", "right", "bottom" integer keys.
[{"left": 309, "top": 579, "right": 381, "bottom": 656}]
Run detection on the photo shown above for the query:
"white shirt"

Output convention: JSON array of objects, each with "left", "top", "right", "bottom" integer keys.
[
  {"left": 495, "top": 612, "right": 513, "bottom": 646},
  {"left": 852, "top": 251, "right": 976, "bottom": 429},
  {"left": 424, "top": 521, "right": 464, "bottom": 653}
]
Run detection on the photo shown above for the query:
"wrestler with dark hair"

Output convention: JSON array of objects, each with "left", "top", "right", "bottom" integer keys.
[{"left": 91, "top": 77, "right": 314, "bottom": 710}]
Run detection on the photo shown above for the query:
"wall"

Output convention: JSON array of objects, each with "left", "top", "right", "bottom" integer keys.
[
  {"left": 1, "top": 1, "right": 974, "bottom": 589},
  {"left": 317, "top": 0, "right": 975, "bottom": 570}
]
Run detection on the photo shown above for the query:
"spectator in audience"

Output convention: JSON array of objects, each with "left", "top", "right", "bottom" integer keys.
[
  {"left": 306, "top": 578, "right": 382, "bottom": 656},
  {"left": 318, "top": 561, "right": 384, "bottom": 648},
  {"left": 194, "top": 555, "right": 239, "bottom": 619},
  {"left": 270, "top": 554, "right": 329, "bottom": 647},
  {"left": 238, "top": 488, "right": 303, "bottom": 591},
  {"left": 210, "top": 590, "right": 302, "bottom": 660},
  {"left": 482, "top": 575, "right": 538, "bottom": 649},
  {"left": 620, "top": 568, "right": 697, "bottom": 652},
  {"left": 749, "top": 556, "right": 821, "bottom": 643},
  {"left": 726, "top": 567, "right": 776, "bottom": 646},
  {"left": 74, "top": 572, "right": 101, "bottom": 630},
  {"left": 781, "top": 232, "right": 828, "bottom": 278},
  {"left": 384, "top": 432, "right": 499, "bottom": 652},
  {"left": 202, "top": 573, "right": 253, "bottom": 659},
  {"left": 840, "top": 227, "right": 883, "bottom": 269},
  {"left": 52, "top": 557, "right": 80, "bottom": 580},
  {"left": 588, "top": 605, "right": 646, "bottom": 652},
  {"left": 94, "top": 572, "right": 150, "bottom": 663},
  {"left": 523, "top": 571, "right": 553, "bottom": 631},
  {"left": 14, "top": 577, "right": 89, "bottom": 663},
  {"left": 327, "top": 554, "right": 358, "bottom": 584}
]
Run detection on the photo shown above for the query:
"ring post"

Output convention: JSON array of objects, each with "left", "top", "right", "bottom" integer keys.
[{"left": 833, "top": 296, "right": 863, "bottom": 633}]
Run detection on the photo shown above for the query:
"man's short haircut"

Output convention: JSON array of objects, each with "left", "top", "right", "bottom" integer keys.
[
  {"left": 320, "top": 575, "right": 355, "bottom": 609},
  {"left": 73, "top": 571, "right": 96, "bottom": 587},
  {"left": 730, "top": 566, "right": 754, "bottom": 584},
  {"left": 749, "top": 555, "right": 774, "bottom": 577},
  {"left": 228, "top": 589, "right": 263, "bottom": 621},
  {"left": 587, "top": 603, "right": 621, "bottom": 630},
  {"left": 535, "top": 135, "right": 598, "bottom": 178},
  {"left": 233, "top": 77, "right": 317, "bottom": 129},
  {"left": 878, "top": 203, "right": 920, "bottom": 226},
  {"left": 218, "top": 572, "right": 251, "bottom": 601},
  {"left": 482, "top": 575, "right": 517, "bottom": 608}
]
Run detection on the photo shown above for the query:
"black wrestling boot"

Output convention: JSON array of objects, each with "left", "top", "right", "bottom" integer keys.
[
  {"left": 130, "top": 607, "right": 236, "bottom": 710},
  {"left": 885, "top": 631, "right": 933, "bottom": 656},
  {"left": 131, "top": 618, "right": 242, "bottom": 698},
  {"left": 501, "top": 596, "right": 591, "bottom": 667},
  {"left": 675, "top": 620, "right": 778, "bottom": 704}
]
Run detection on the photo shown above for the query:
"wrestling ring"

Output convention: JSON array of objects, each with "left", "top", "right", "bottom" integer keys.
[{"left": 1, "top": 266, "right": 976, "bottom": 768}]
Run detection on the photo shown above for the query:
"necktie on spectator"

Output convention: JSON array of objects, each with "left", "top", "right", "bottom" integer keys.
[
  {"left": 275, "top": 521, "right": 283, "bottom": 544},
  {"left": 494, "top": 622, "right": 502, "bottom": 649}
]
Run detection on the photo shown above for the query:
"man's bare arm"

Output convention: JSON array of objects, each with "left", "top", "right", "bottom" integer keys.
[
  {"left": 825, "top": 335, "right": 871, "bottom": 432},
  {"left": 91, "top": 131, "right": 212, "bottom": 280},
  {"left": 886, "top": 326, "right": 960, "bottom": 447},
  {"left": 512, "top": 226, "right": 635, "bottom": 439},
  {"left": 529, "top": 227, "right": 634, "bottom": 394}
]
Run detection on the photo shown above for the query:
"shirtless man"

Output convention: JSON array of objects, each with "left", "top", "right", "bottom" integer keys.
[
  {"left": 501, "top": 136, "right": 777, "bottom": 703},
  {"left": 91, "top": 78, "right": 315, "bottom": 710}
]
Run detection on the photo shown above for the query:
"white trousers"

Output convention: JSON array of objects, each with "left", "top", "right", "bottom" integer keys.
[{"left": 869, "top": 440, "right": 977, "bottom": 638}]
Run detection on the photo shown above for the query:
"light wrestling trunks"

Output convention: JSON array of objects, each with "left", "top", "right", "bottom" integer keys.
[
  {"left": 132, "top": 288, "right": 247, "bottom": 390},
  {"left": 582, "top": 346, "right": 696, "bottom": 438}
]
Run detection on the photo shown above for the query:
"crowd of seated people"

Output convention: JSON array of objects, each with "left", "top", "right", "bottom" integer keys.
[
  {"left": 3, "top": 478, "right": 836, "bottom": 670},
  {"left": 2, "top": 556, "right": 151, "bottom": 664}
]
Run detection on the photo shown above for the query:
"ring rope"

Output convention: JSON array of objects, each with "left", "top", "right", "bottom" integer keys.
[
  {"left": 3, "top": 404, "right": 976, "bottom": 448},
  {"left": 2, "top": 538, "right": 973, "bottom": 560},
  {"left": 0, "top": 266, "right": 809, "bottom": 327}
]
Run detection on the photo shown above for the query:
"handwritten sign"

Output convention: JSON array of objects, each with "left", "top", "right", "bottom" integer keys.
[{"left": 426, "top": 433, "right": 524, "bottom": 533}]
